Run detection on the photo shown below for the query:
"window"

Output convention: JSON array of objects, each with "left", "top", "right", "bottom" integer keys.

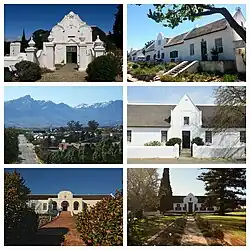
[
  {"left": 195, "top": 204, "right": 198, "bottom": 211},
  {"left": 31, "top": 203, "right": 36, "bottom": 210},
  {"left": 157, "top": 50, "right": 160, "bottom": 58},
  {"left": 74, "top": 201, "right": 79, "bottom": 210},
  {"left": 161, "top": 52, "right": 164, "bottom": 59},
  {"left": 127, "top": 130, "right": 132, "bottom": 142},
  {"left": 43, "top": 203, "right": 47, "bottom": 211},
  {"left": 205, "top": 131, "right": 212, "bottom": 143},
  {"left": 190, "top": 44, "right": 194, "bottom": 56},
  {"left": 170, "top": 51, "right": 178, "bottom": 58},
  {"left": 158, "top": 40, "right": 161, "bottom": 45},
  {"left": 240, "top": 131, "right": 246, "bottom": 143},
  {"left": 215, "top": 38, "right": 223, "bottom": 53},
  {"left": 161, "top": 131, "right": 168, "bottom": 143},
  {"left": 189, "top": 198, "right": 192, "bottom": 201},
  {"left": 52, "top": 201, "right": 57, "bottom": 210},
  {"left": 146, "top": 55, "right": 150, "bottom": 61},
  {"left": 183, "top": 204, "right": 187, "bottom": 211},
  {"left": 175, "top": 204, "right": 181, "bottom": 211},
  {"left": 154, "top": 54, "right": 156, "bottom": 60},
  {"left": 184, "top": 117, "right": 190, "bottom": 125}
]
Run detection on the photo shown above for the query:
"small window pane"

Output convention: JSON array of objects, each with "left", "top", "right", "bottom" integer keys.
[
  {"left": 127, "top": 130, "right": 132, "bottom": 142},
  {"left": 184, "top": 117, "right": 190, "bottom": 125},
  {"left": 161, "top": 131, "right": 167, "bottom": 143},
  {"left": 215, "top": 38, "right": 223, "bottom": 53},
  {"left": 205, "top": 131, "right": 212, "bottom": 143},
  {"left": 190, "top": 44, "right": 194, "bottom": 56}
]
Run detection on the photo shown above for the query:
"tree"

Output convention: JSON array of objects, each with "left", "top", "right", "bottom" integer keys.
[
  {"left": 146, "top": 4, "right": 246, "bottom": 42},
  {"left": 21, "top": 29, "right": 28, "bottom": 52},
  {"left": 127, "top": 168, "right": 160, "bottom": 216},
  {"left": 197, "top": 168, "right": 246, "bottom": 215},
  {"left": 212, "top": 86, "right": 246, "bottom": 131},
  {"left": 5, "top": 171, "right": 38, "bottom": 245},
  {"left": 88, "top": 120, "right": 99, "bottom": 132},
  {"left": 158, "top": 168, "right": 173, "bottom": 213},
  {"left": 4, "top": 128, "right": 19, "bottom": 164},
  {"left": 32, "top": 29, "right": 50, "bottom": 50}
]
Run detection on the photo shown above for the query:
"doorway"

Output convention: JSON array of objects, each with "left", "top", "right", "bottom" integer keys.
[
  {"left": 61, "top": 201, "right": 69, "bottom": 211},
  {"left": 66, "top": 46, "right": 77, "bottom": 64},
  {"left": 188, "top": 202, "right": 193, "bottom": 213},
  {"left": 182, "top": 131, "right": 191, "bottom": 149},
  {"left": 201, "top": 40, "right": 208, "bottom": 61}
]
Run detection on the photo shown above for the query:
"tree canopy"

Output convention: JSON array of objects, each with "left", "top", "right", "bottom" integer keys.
[
  {"left": 197, "top": 168, "right": 246, "bottom": 215},
  {"left": 146, "top": 4, "right": 246, "bottom": 42}
]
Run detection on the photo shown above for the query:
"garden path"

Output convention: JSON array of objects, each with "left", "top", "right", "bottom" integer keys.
[
  {"left": 181, "top": 216, "right": 208, "bottom": 246},
  {"left": 35, "top": 211, "right": 84, "bottom": 246}
]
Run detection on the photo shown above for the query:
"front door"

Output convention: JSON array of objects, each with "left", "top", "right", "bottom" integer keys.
[
  {"left": 61, "top": 201, "right": 69, "bottom": 211},
  {"left": 188, "top": 202, "right": 193, "bottom": 213},
  {"left": 182, "top": 131, "right": 191, "bottom": 149},
  {"left": 66, "top": 46, "right": 77, "bottom": 64},
  {"left": 201, "top": 40, "right": 208, "bottom": 61}
]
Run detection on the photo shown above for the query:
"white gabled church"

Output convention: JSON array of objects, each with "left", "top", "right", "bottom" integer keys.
[
  {"left": 28, "top": 190, "right": 111, "bottom": 215},
  {"left": 127, "top": 94, "right": 246, "bottom": 158}
]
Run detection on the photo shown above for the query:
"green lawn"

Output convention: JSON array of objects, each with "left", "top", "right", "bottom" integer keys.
[
  {"left": 202, "top": 214, "right": 246, "bottom": 245},
  {"left": 128, "top": 215, "right": 179, "bottom": 245}
]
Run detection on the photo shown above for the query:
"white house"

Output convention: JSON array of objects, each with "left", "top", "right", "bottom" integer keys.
[
  {"left": 4, "top": 11, "right": 106, "bottom": 71},
  {"left": 141, "top": 7, "right": 246, "bottom": 73},
  {"left": 128, "top": 48, "right": 145, "bottom": 62},
  {"left": 127, "top": 94, "right": 246, "bottom": 159},
  {"left": 28, "top": 190, "right": 111, "bottom": 215}
]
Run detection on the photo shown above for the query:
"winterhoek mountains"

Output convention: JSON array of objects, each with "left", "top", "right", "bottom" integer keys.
[{"left": 4, "top": 95, "right": 123, "bottom": 128}]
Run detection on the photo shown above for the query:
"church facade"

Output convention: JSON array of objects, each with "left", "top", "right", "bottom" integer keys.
[
  {"left": 4, "top": 11, "right": 106, "bottom": 71},
  {"left": 28, "top": 190, "right": 111, "bottom": 215}
]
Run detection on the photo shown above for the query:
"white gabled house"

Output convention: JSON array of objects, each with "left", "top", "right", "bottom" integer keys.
[
  {"left": 127, "top": 94, "right": 246, "bottom": 159},
  {"left": 141, "top": 7, "right": 246, "bottom": 73}
]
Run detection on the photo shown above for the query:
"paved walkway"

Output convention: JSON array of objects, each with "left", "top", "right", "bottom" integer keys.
[
  {"left": 38, "top": 63, "right": 87, "bottom": 82},
  {"left": 181, "top": 216, "right": 208, "bottom": 246},
  {"left": 35, "top": 211, "right": 84, "bottom": 246}
]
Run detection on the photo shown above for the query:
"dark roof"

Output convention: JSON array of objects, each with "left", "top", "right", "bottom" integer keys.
[
  {"left": 29, "top": 194, "right": 110, "bottom": 200},
  {"left": 164, "top": 18, "right": 228, "bottom": 47},
  {"left": 173, "top": 196, "right": 207, "bottom": 203},
  {"left": 127, "top": 105, "right": 175, "bottom": 127},
  {"left": 127, "top": 104, "right": 246, "bottom": 128}
]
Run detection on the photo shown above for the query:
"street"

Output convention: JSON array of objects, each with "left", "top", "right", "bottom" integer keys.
[{"left": 18, "top": 134, "right": 39, "bottom": 164}]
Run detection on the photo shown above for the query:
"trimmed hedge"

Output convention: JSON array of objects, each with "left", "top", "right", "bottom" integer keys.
[{"left": 76, "top": 190, "right": 123, "bottom": 246}]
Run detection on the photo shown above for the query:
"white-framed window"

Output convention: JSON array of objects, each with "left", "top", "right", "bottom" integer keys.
[
  {"left": 184, "top": 117, "right": 190, "bottom": 125},
  {"left": 190, "top": 43, "right": 194, "bottom": 56},
  {"left": 43, "top": 203, "right": 47, "bottom": 210},
  {"left": 170, "top": 50, "right": 178, "bottom": 58},
  {"left": 205, "top": 131, "right": 212, "bottom": 143},
  {"left": 161, "top": 52, "right": 164, "bottom": 59},
  {"left": 157, "top": 50, "right": 160, "bottom": 58},
  {"left": 215, "top": 38, "right": 223, "bottom": 53},
  {"left": 127, "top": 130, "right": 132, "bottom": 142},
  {"left": 161, "top": 130, "right": 168, "bottom": 143},
  {"left": 240, "top": 131, "right": 246, "bottom": 143}
]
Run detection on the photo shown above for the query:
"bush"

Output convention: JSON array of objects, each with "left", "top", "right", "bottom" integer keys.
[
  {"left": 86, "top": 54, "right": 121, "bottom": 82},
  {"left": 223, "top": 74, "right": 237, "bottom": 82},
  {"left": 132, "top": 67, "right": 157, "bottom": 81},
  {"left": 132, "top": 64, "right": 139, "bottom": 69},
  {"left": 4, "top": 67, "right": 14, "bottom": 82},
  {"left": 144, "top": 141, "right": 162, "bottom": 146},
  {"left": 15, "top": 61, "right": 41, "bottom": 82},
  {"left": 76, "top": 190, "right": 123, "bottom": 246},
  {"left": 191, "top": 137, "right": 204, "bottom": 146},
  {"left": 166, "top": 138, "right": 181, "bottom": 146}
]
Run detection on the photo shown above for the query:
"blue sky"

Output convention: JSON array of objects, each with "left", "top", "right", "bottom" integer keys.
[
  {"left": 158, "top": 168, "right": 206, "bottom": 196},
  {"left": 128, "top": 86, "right": 216, "bottom": 104},
  {"left": 4, "top": 4, "right": 118, "bottom": 40},
  {"left": 128, "top": 4, "right": 246, "bottom": 49},
  {"left": 5, "top": 168, "right": 123, "bottom": 194},
  {"left": 4, "top": 86, "right": 123, "bottom": 107}
]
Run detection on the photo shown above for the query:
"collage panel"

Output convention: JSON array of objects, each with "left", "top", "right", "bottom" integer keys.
[
  {"left": 4, "top": 168, "right": 123, "bottom": 246},
  {"left": 4, "top": 86, "right": 123, "bottom": 164},
  {"left": 4, "top": 4, "right": 123, "bottom": 82},
  {"left": 127, "top": 86, "right": 246, "bottom": 164},
  {"left": 127, "top": 4, "right": 246, "bottom": 82},
  {"left": 127, "top": 167, "right": 246, "bottom": 246}
]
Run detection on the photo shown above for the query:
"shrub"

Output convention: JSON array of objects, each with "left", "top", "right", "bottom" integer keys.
[
  {"left": 76, "top": 190, "right": 123, "bottom": 246},
  {"left": 132, "top": 67, "right": 157, "bottom": 81},
  {"left": 144, "top": 141, "right": 162, "bottom": 146},
  {"left": 191, "top": 137, "right": 204, "bottom": 146},
  {"left": 223, "top": 74, "right": 237, "bottom": 82},
  {"left": 15, "top": 61, "right": 41, "bottom": 82},
  {"left": 4, "top": 67, "right": 14, "bottom": 82},
  {"left": 86, "top": 54, "right": 120, "bottom": 82},
  {"left": 166, "top": 138, "right": 181, "bottom": 146},
  {"left": 132, "top": 63, "right": 139, "bottom": 69}
]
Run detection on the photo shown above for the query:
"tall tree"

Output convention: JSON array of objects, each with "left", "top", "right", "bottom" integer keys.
[
  {"left": 211, "top": 86, "right": 246, "bottom": 131},
  {"left": 127, "top": 168, "right": 160, "bottom": 215},
  {"left": 21, "top": 29, "right": 28, "bottom": 52},
  {"left": 111, "top": 4, "right": 123, "bottom": 49},
  {"left": 197, "top": 168, "right": 246, "bottom": 215},
  {"left": 158, "top": 168, "right": 173, "bottom": 213},
  {"left": 145, "top": 4, "right": 246, "bottom": 42},
  {"left": 4, "top": 128, "right": 19, "bottom": 164},
  {"left": 88, "top": 120, "right": 99, "bottom": 132},
  {"left": 32, "top": 29, "right": 50, "bottom": 50}
]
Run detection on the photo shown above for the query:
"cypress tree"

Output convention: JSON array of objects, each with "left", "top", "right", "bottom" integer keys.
[
  {"left": 197, "top": 168, "right": 246, "bottom": 215},
  {"left": 159, "top": 168, "right": 173, "bottom": 213},
  {"left": 21, "top": 29, "right": 28, "bottom": 52}
]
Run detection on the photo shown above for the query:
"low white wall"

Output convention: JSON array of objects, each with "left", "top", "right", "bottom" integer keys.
[
  {"left": 199, "top": 60, "right": 236, "bottom": 73},
  {"left": 143, "top": 210, "right": 161, "bottom": 217},
  {"left": 192, "top": 143, "right": 246, "bottom": 159},
  {"left": 127, "top": 144, "right": 179, "bottom": 159},
  {"left": 4, "top": 54, "right": 27, "bottom": 67}
]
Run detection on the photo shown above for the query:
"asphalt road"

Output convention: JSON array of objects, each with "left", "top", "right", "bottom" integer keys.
[{"left": 18, "top": 134, "right": 39, "bottom": 164}]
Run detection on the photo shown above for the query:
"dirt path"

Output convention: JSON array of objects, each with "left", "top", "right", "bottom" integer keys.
[
  {"left": 34, "top": 211, "right": 84, "bottom": 246},
  {"left": 181, "top": 216, "right": 208, "bottom": 246}
]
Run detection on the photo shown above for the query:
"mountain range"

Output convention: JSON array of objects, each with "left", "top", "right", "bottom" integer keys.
[{"left": 4, "top": 95, "right": 123, "bottom": 128}]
